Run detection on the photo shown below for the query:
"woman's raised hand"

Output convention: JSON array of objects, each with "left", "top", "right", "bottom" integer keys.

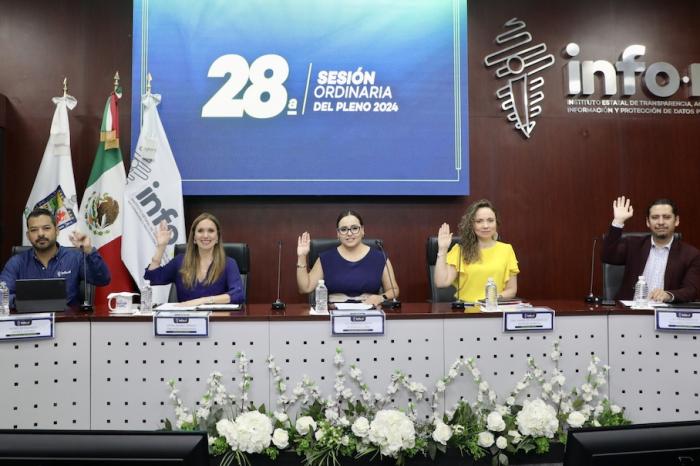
[
  {"left": 297, "top": 231, "right": 311, "bottom": 257},
  {"left": 437, "top": 223, "right": 453, "bottom": 251},
  {"left": 155, "top": 220, "right": 172, "bottom": 247}
]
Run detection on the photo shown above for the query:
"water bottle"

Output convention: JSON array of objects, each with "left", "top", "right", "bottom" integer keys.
[
  {"left": 633, "top": 275, "right": 648, "bottom": 307},
  {"left": 484, "top": 277, "right": 498, "bottom": 312},
  {"left": 141, "top": 280, "right": 153, "bottom": 313},
  {"left": 0, "top": 281, "right": 10, "bottom": 316},
  {"left": 315, "top": 280, "right": 328, "bottom": 313}
]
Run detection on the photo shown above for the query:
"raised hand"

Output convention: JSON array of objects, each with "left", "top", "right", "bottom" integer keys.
[
  {"left": 155, "top": 220, "right": 172, "bottom": 247},
  {"left": 437, "top": 223, "right": 453, "bottom": 252},
  {"left": 612, "top": 196, "right": 634, "bottom": 225},
  {"left": 69, "top": 230, "right": 92, "bottom": 250},
  {"left": 297, "top": 231, "right": 311, "bottom": 257}
]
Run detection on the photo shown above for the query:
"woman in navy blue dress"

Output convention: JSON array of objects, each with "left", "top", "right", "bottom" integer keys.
[
  {"left": 296, "top": 210, "right": 399, "bottom": 307},
  {"left": 145, "top": 213, "right": 244, "bottom": 305}
]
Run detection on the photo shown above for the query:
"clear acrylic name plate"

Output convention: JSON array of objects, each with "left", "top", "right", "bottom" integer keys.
[
  {"left": 331, "top": 309, "right": 385, "bottom": 336},
  {"left": 503, "top": 307, "right": 555, "bottom": 332},
  {"left": 0, "top": 313, "right": 55, "bottom": 341},
  {"left": 154, "top": 311, "right": 210, "bottom": 337}
]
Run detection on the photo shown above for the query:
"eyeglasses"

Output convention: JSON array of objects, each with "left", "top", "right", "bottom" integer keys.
[{"left": 337, "top": 225, "right": 362, "bottom": 235}]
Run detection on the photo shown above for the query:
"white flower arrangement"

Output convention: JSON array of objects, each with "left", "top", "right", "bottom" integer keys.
[{"left": 166, "top": 342, "right": 630, "bottom": 466}]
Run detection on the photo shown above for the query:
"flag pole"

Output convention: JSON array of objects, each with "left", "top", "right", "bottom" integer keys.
[
  {"left": 62, "top": 77, "right": 67, "bottom": 97},
  {"left": 113, "top": 71, "right": 120, "bottom": 92},
  {"left": 146, "top": 73, "right": 152, "bottom": 94}
]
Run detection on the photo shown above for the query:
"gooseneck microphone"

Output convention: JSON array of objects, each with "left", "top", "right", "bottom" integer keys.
[
  {"left": 271, "top": 240, "right": 286, "bottom": 310},
  {"left": 80, "top": 245, "right": 93, "bottom": 312},
  {"left": 451, "top": 245, "right": 466, "bottom": 310},
  {"left": 585, "top": 237, "right": 601, "bottom": 304},
  {"left": 375, "top": 240, "right": 401, "bottom": 310}
]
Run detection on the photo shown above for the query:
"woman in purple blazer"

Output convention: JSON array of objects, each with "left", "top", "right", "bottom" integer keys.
[{"left": 144, "top": 213, "right": 244, "bottom": 305}]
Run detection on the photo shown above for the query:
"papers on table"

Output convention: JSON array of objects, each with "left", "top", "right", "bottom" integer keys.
[
  {"left": 620, "top": 300, "right": 668, "bottom": 310},
  {"left": 154, "top": 303, "right": 241, "bottom": 311}
]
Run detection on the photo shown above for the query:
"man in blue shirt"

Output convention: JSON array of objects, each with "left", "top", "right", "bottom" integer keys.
[{"left": 0, "top": 208, "right": 111, "bottom": 307}]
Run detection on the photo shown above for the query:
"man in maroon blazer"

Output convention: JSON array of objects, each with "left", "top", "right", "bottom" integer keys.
[{"left": 602, "top": 196, "right": 700, "bottom": 303}]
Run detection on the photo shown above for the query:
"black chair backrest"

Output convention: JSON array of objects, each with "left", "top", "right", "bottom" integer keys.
[
  {"left": 601, "top": 232, "right": 681, "bottom": 300},
  {"left": 307, "top": 238, "right": 382, "bottom": 304},
  {"left": 11, "top": 245, "right": 91, "bottom": 304},
  {"left": 425, "top": 236, "right": 462, "bottom": 303},
  {"left": 307, "top": 238, "right": 381, "bottom": 268},
  {"left": 169, "top": 243, "right": 250, "bottom": 302}
]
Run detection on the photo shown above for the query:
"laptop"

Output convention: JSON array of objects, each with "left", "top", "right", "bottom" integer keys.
[{"left": 14, "top": 278, "right": 67, "bottom": 313}]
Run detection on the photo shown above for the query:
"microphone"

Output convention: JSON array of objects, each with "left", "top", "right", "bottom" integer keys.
[
  {"left": 375, "top": 240, "right": 401, "bottom": 310},
  {"left": 451, "top": 244, "right": 466, "bottom": 310},
  {"left": 585, "top": 237, "right": 601, "bottom": 304},
  {"left": 79, "top": 245, "right": 93, "bottom": 312},
  {"left": 271, "top": 240, "right": 286, "bottom": 310}
]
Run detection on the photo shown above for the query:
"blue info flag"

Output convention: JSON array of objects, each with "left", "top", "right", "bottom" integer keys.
[{"left": 132, "top": 0, "right": 469, "bottom": 196}]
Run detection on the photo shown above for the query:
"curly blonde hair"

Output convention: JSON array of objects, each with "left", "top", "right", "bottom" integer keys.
[{"left": 457, "top": 199, "right": 500, "bottom": 264}]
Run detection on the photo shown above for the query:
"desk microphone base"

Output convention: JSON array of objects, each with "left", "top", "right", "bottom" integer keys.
[
  {"left": 382, "top": 299, "right": 401, "bottom": 310},
  {"left": 451, "top": 300, "right": 466, "bottom": 310}
]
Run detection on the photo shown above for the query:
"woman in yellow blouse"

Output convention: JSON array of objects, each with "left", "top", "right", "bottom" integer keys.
[{"left": 433, "top": 199, "right": 519, "bottom": 302}]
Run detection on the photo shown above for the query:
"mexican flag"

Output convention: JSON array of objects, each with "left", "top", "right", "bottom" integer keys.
[
  {"left": 122, "top": 91, "right": 185, "bottom": 304},
  {"left": 23, "top": 95, "right": 80, "bottom": 246},
  {"left": 78, "top": 90, "right": 134, "bottom": 305}
]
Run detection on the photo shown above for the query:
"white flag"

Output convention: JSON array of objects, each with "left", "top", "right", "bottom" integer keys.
[
  {"left": 23, "top": 95, "right": 80, "bottom": 246},
  {"left": 122, "top": 92, "right": 185, "bottom": 304}
]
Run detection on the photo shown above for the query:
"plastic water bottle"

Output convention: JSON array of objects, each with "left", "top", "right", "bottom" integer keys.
[
  {"left": 141, "top": 280, "right": 152, "bottom": 313},
  {"left": 315, "top": 280, "right": 328, "bottom": 313},
  {"left": 0, "top": 281, "right": 10, "bottom": 316},
  {"left": 633, "top": 276, "right": 648, "bottom": 307},
  {"left": 484, "top": 277, "right": 498, "bottom": 312}
]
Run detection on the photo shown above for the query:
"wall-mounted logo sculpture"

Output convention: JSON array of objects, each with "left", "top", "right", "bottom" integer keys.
[{"left": 484, "top": 18, "right": 555, "bottom": 139}]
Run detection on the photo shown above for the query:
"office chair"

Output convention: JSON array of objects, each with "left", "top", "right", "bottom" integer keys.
[
  {"left": 601, "top": 232, "right": 681, "bottom": 300},
  {"left": 168, "top": 243, "right": 250, "bottom": 302},
  {"left": 425, "top": 236, "right": 462, "bottom": 303},
  {"left": 306, "top": 237, "right": 381, "bottom": 303}
]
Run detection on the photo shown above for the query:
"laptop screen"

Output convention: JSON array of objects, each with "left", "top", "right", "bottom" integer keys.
[{"left": 14, "top": 278, "right": 67, "bottom": 313}]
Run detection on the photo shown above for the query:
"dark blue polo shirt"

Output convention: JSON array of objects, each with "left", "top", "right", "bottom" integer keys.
[{"left": 0, "top": 245, "right": 111, "bottom": 306}]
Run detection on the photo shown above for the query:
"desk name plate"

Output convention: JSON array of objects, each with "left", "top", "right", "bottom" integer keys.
[
  {"left": 0, "top": 313, "right": 55, "bottom": 341},
  {"left": 655, "top": 309, "right": 700, "bottom": 331},
  {"left": 154, "top": 311, "right": 210, "bottom": 337},
  {"left": 331, "top": 309, "right": 385, "bottom": 336},
  {"left": 503, "top": 307, "right": 555, "bottom": 332}
]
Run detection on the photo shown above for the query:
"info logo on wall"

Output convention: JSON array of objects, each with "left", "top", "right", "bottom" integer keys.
[
  {"left": 132, "top": 0, "right": 469, "bottom": 196},
  {"left": 483, "top": 18, "right": 555, "bottom": 139}
]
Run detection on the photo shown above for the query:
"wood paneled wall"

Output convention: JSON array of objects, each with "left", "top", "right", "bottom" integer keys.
[{"left": 2, "top": 0, "right": 699, "bottom": 304}]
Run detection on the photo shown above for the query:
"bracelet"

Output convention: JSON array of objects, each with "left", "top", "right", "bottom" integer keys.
[
  {"left": 436, "top": 252, "right": 446, "bottom": 258},
  {"left": 296, "top": 264, "right": 307, "bottom": 269}
]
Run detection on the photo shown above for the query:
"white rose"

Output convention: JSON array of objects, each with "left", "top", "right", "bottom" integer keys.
[
  {"left": 477, "top": 431, "right": 494, "bottom": 448},
  {"left": 352, "top": 416, "right": 370, "bottom": 438},
  {"left": 274, "top": 411, "right": 288, "bottom": 423},
  {"left": 295, "top": 416, "right": 317, "bottom": 435},
  {"left": 486, "top": 411, "right": 506, "bottom": 432},
  {"left": 272, "top": 428, "right": 289, "bottom": 449},
  {"left": 611, "top": 404, "right": 622, "bottom": 414},
  {"left": 315, "top": 429, "right": 325, "bottom": 441},
  {"left": 432, "top": 421, "right": 452, "bottom": 445},
  {"left": 496, "top": 436, "right": 508, "bottom": 449},
  {"left": 567, "top": 411, "right": 587, "bottom": 428},
  {"left": 495, "top": 404, "right": 508, "bottom": 416},
  {"left": 508, "top": 429, "right": 522, "bottom": 444}
]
